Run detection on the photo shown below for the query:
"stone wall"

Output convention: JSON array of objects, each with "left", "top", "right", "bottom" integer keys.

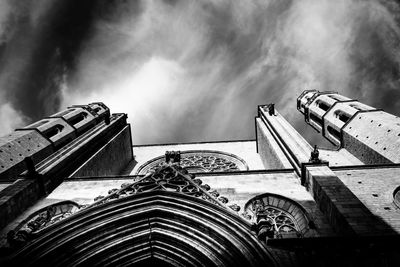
[
  {"left": 256, "top": 118, "right": 292, "bottom": 169},
  {"left": 334, "top": 166, "right": 400, "bottom": 233},
  {"left": 305, "top": 166, "right": 396, "bottom": 236},
  {"left": 70, "top": 125, "right": 133, "bottom": 177},
  {"left": 342, "top": 111, "right": 400, "bottom": 164}
]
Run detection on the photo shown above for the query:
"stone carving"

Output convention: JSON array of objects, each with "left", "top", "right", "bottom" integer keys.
[
  {"left": 309, "top": 145, "right": 321, "bottom": 163},
  {"left": 91, "top": 164, "right": 241, "bottom": 214},
  {"left": 136, "top": 150, "right": 248, "bottom": 175},
  {"left": 262, "top": 104, "right": 275, "bottom": 116},
  {"left": 165, "top": 150, "right": 181, "bottom": 163},
  {"left": 247, "top": 197, "right": 301, "bottom": 240},
  {"left": 9, "top": 165, "right": 244, "bottom": 248},
  {"left": 8, "top": 201, "right": 80, "bottom": 248},
  {"left": 181, "top": 154, "right": 239, "bottom": 172},
  {"left": 229, "top": 204, "right": 241, "bottom": 212}
]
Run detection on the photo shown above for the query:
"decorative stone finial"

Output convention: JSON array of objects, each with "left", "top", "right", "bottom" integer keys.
[
  {"left": 262, "top": 104, "right": 275, "bottom": 116},
  {"left": 165, "top": 151, "right": 181, "bottom": 164},
  {"left": 309, "top": 145, "right": 321, "bottom": 163}
]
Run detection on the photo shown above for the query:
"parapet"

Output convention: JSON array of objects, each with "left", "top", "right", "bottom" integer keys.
[{"left": 0, "top": 102, "right": 111, "bottom": 180}]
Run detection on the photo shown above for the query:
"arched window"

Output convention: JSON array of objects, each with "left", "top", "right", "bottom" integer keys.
[
  {"left": 327, "top": 126, "right": 341, "bottom": 140},
  {"left": 244, "top": 194, "right": 314, "bottom": 241},
  {"left": 315, "top": 100, "right": 331, "bottom": 111},
  {"left": 44, "top": 124, "right": 64, "bottom": 139},
  {"left": 310, "top": 113, "right": 323, "bottom": 127},
  {"left": 334, "top": 110, "right": 351, "bottom": 123},
  {"left": 69, "top": 112, "right": 88, "bottom": 126},
  {"left": 8, "top": 201, "right": 80, "bottom": 247},
  {"left": 394, "top": 186, "right": 400, "bottom": 208}
]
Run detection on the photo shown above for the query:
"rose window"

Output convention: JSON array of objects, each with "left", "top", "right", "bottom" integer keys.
[{"left": 137, "top": 150, "right": 248, "bottom": 175}]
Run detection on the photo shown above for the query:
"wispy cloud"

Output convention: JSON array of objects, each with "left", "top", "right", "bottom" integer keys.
[{"left": 1, "top": 0, "right": 400, "bottom": 145}]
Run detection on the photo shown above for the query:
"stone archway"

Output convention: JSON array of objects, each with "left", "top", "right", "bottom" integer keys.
[{"left": 8, "top": 190, "right": 277, "bottom": 267}]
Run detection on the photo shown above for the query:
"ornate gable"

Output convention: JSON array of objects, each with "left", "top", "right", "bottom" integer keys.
[{"left": 91, "top": 163, "right": 241, "bottom": 212}]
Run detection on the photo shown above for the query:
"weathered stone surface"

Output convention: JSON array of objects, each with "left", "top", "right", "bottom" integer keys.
[
  {"left": 70, "top": 125, "right": 133, "bottom": 177},
  {"left": 256, "top": 118, "right": 292, "bottom": 169},
  {"left": 306, "top": 166, "right": 396, "bottom": 236},
  {"left": 343, "top": 111, "right": 400, "bottom": 164},
  {"left": 335, "top": 167, "right": 400, "bottom": 233},
  {"left": 0, "top": 130, "right": 53, "bottom": 181},
  {"left": 21, "top": 117, "right": 76, "bottom": 149},
  {"left": 50, "top": 106, "right": 97, "bottom": 135}
]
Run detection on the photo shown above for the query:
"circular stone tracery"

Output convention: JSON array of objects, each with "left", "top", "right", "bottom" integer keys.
[
  {"left": 244, "top": 194, "right": 312, "bottom": 240},
  {"left": 136, "top": 150, "right": 248, "bottom": 175}
]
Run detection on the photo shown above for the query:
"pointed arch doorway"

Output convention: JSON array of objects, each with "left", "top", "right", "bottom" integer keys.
[{"left": 9, "top": 190, "right": 277, "bottom": 266}]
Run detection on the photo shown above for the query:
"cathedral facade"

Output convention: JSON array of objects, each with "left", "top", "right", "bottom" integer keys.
[{"left": 0, "top": 90, "right": 399, "bottom": 266}]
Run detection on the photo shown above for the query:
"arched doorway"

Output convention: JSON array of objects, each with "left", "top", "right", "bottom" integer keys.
[{"left": 8, "top": 190, "right": 277, "bottom": 266}]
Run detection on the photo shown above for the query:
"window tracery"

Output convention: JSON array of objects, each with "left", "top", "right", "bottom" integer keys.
[
  {"left": 136, "top": 150, "right": 248, "bottom": 175},
  {"left": 92, "top": 165, "right": 240, "bottom": 212},
  {"left": 251, "top": 199, "right": 300, "bottom": 239},
  {"left": 8, "top": 201, "right": 80, "bottom": 247},
  {"left": 244, "top": 194, "right": 311, "bottom": 241}
]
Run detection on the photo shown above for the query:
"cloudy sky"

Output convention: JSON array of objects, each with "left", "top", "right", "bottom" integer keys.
[{"left": 0, "top": 0, "right": 399, "bottom": 146}]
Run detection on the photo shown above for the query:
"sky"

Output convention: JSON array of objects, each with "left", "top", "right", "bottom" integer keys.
[{"left": 0, "top": 0, "right": 399, "bottom": 146}]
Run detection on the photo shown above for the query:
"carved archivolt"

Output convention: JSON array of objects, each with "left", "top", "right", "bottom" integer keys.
[
  {"left": 92, "top": 164, "right": 240, "bottom": 212},
  {"left": 136, "top": 150, "right": 248, "bottom": 174},
  {"left": 9, "top": 164, "right": 241, "bottom": 248},
  {"left": 8, "top": 191, "right": 276, "bottom": 267}
]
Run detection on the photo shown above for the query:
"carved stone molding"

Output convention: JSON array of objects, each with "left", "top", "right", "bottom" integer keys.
[
  {"left": 9, "top": 164, "right": 245, "bottom": 249},
  {"left": 8, "top": 201, "right": 81, "bottom": 248},
  {"left": 92, "top": 164, "right": 240, "bottom": 213}
]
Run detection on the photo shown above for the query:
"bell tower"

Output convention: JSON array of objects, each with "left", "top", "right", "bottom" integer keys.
[{"left": 297, "top": 90, "right": 400, "bottom": 164}]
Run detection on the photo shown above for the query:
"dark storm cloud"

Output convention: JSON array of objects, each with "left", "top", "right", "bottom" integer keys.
[
  {"left": 0, "top": 0, "right": 98, "bottom": 127},
  {"left": 1, "top": 0, "right": 400, "bottom": 146}
]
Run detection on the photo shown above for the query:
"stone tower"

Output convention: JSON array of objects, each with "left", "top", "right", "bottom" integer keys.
[
  {"left": 297, "top": 90, "right": 400, "bottom": 164},
  {"left": 0, "top": 91, "right": 399, "bottom": 266}
]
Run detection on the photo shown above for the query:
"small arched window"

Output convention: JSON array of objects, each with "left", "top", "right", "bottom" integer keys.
[
  {"left": 244, "top": 194, "right": 314, "bottom": 241},
  {"left": 334, "top": 110, "right": 351, "bottom": 123},
  {"left": 315, "top": 100, "right": 331, "bottom": 111},
  {"left": 310, "top": 113, "right": 323, "bottom": 127},
  {"left": 327, "top": 126, "right": 341, "bottom": 140},
  {"left": 69, "top": 112, "right": 88, "bottom": 126},
  {"left": 44, "top": 124, "right": 64, "bottom": 139}
]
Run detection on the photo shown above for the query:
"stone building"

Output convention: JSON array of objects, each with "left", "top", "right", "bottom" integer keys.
[{"left": 0, "top": 90, "right": 399, "bottom": 266}]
